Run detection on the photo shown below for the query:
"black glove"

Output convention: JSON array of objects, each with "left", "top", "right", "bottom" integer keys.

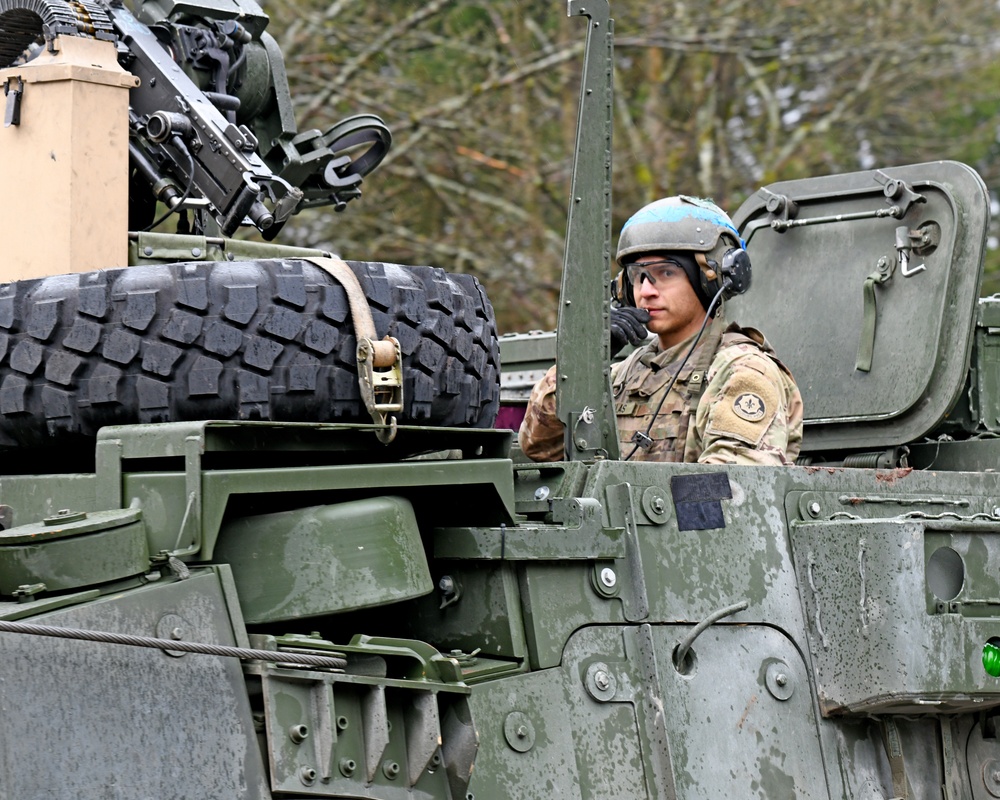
[{"left": 610, "top": 306, "right": 650, "bottom": 356}]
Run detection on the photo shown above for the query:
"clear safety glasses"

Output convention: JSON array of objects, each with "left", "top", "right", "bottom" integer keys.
[{"left": 625, "top": 259, "right": 685, "bottom": 287}]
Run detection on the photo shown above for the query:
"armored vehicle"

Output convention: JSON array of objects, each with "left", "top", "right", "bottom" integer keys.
[{"left": 1, "top": 0, "right": 1000, "bottom": 798}]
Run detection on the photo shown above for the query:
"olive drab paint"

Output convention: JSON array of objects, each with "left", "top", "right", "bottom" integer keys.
[{"left": 2, "top": 1, "right": 1000, "bottom": 799}]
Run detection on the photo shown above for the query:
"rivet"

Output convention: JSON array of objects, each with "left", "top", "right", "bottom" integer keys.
[
  {"left": 191, "top": 248, "right": 202, "bottom": 258},
  {"left": 143, "top": 246, "right": 154, "bottom": 256}
]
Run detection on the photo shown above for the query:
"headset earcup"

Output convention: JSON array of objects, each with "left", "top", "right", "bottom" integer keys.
[
  {"left": 721, "top": 248, "right": 752, "bottom": 298},
  {"left": 611, "top": 270, "right": 636, "bottom": 307}
]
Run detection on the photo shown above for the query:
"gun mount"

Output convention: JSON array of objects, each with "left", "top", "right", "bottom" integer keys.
[{"left": 0, "top": 0, "right": 390, "bottom": 239}]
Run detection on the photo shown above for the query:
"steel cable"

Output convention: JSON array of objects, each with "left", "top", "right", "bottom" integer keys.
[{"left": 0, "top": 618, "right": 347, "bottom": 669}]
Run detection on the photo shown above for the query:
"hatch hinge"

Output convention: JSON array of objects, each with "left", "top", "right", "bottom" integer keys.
[{"left": 874, "top": 170, "right": 927, "bottom": 219}]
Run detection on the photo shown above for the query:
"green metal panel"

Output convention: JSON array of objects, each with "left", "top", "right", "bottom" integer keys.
[
  {"left": 214, "top": 497, "right": 432, "bottom": 624},
  {"left": 387, "top": 564, "right": 530, "bottom": 663},
  {"left": 729, "top": 161, "right": 989, "bottom": 453},
  {"left": 94, "top": 421, "right": 515, "bottom": 559},
  {"left": 791, "top": 517, "right": 1000, "bottom": 715},
  {"left": 965, "top": 296, "right": 1000, "bottom": 434},
  {"left": 909, "top": 438, "right": 1000, "bottom": 471},
  {"left": 0, "top": 568, "right": 269, "bottom": 797},
  {"left": 498, "top": 330, "right": 556, "bottom": 405},
  {"left": 0, "top": 473, "right": 98, "bottom": 532}
]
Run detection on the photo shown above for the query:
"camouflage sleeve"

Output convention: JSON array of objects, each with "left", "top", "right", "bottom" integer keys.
[
  {"left": 518, "top": 365, "right": 566, "bottom": 462},
  {"left": 694, "top": 351, "right": 801, "bottom": 466}
]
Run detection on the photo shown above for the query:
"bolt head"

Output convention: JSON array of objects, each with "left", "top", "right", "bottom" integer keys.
[
  {"left": 534, "top": 486, "right": 550, "bottom": 501},
  {"left": 600, "top": 568, "right": 617, "bottom": 588},
  {"left": 775, "top": 673, "right": 788, "bottom": 687},
  {"left": 808, "top": 501, "right": 821, "bottom": 517},
  {"left": 594, "top": 670, "right": 610, "bottom": 691}
]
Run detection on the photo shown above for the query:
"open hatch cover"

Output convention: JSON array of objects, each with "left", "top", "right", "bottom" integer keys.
[{"left": 728, "top": 161, "right": 990, "bottom": 454}]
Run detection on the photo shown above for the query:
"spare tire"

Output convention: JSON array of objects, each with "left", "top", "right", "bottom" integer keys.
[{"left": 0, "top": 259, "right": 500, "bottom": 447}]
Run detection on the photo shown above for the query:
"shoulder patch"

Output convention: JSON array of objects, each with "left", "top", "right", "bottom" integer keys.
[
  {"left": 733, "top": 392, "right": 766, "bottom": 422},
  {"left": 706, "top": 369, "right": 779, "bottom": 447}
]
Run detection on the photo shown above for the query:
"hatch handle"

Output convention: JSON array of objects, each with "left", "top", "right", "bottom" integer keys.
[
  {"left": 674, "top": 599, "right": 748, "bottom": 670},
  {"left": 855, "top": 255, "right": 896, "bottom": 373}
]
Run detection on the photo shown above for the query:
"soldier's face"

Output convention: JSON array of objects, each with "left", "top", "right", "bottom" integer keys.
[{"left": 631, "top": 255, "right": 706, "bottom": 348}]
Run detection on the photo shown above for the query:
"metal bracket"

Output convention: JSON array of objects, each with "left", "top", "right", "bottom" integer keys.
[
  {"left": 760, "top": 188, "right": 798, "bottom": 222},
  {"left": 874, "top": 170, "right": 926, "bottom": 218},
  {"left": 304, "top": 257, "right": 403, "bottom": 443},
  {"left": 4, "top": 77, "right": 22, "bottom": 127}
]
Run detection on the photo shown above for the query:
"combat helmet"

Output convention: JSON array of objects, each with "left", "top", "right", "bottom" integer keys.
[{"left": 614, "top": 195, "right": 751, "bottom": 308}]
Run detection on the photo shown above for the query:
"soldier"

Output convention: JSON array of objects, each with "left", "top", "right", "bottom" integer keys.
[{"left": 519, "top": 195, "right": 803, "bottom": 465}]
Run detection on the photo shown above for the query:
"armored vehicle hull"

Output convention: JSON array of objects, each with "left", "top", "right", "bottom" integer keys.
[{"left": 1, "top": 0, "right": 999, "bottom": 797}]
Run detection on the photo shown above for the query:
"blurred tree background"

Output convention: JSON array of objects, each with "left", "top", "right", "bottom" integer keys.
[{"left": 262, "top": 0, "right": 1000, "bottom": 332}]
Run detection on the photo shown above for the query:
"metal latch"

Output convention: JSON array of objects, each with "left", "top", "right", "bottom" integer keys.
[
  {"left": 4, "top": 77, "right": 22, "bottom": 127},
  {"left": 356, "top": 334, "right": 403, "bottom": 443}
]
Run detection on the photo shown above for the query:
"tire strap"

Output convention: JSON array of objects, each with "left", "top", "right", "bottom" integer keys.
[{"left": 304, "top": 257, "right": 403, "bottom": 443}]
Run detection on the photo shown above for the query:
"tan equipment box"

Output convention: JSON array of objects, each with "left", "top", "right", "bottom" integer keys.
[{"left": 0, "top": 35, "right": 137, "bottom": 279}]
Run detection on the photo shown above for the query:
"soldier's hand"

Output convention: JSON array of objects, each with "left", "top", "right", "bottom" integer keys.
[{"left": 610, "top": 307, "right": 651, "bottom": 356}]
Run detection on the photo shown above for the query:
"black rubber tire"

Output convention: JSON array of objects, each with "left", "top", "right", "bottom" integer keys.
[{"left": 0, "top": 259, "right": 499, "bottom": 447}]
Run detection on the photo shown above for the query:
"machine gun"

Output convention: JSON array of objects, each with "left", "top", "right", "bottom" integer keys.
[{"left": 0, "top": 0, "right": 391, "bottom": 238}]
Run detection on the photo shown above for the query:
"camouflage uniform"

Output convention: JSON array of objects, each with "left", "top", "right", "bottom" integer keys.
[{"left": 519, "top": 314, "right": 803, "bottom": 465}]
